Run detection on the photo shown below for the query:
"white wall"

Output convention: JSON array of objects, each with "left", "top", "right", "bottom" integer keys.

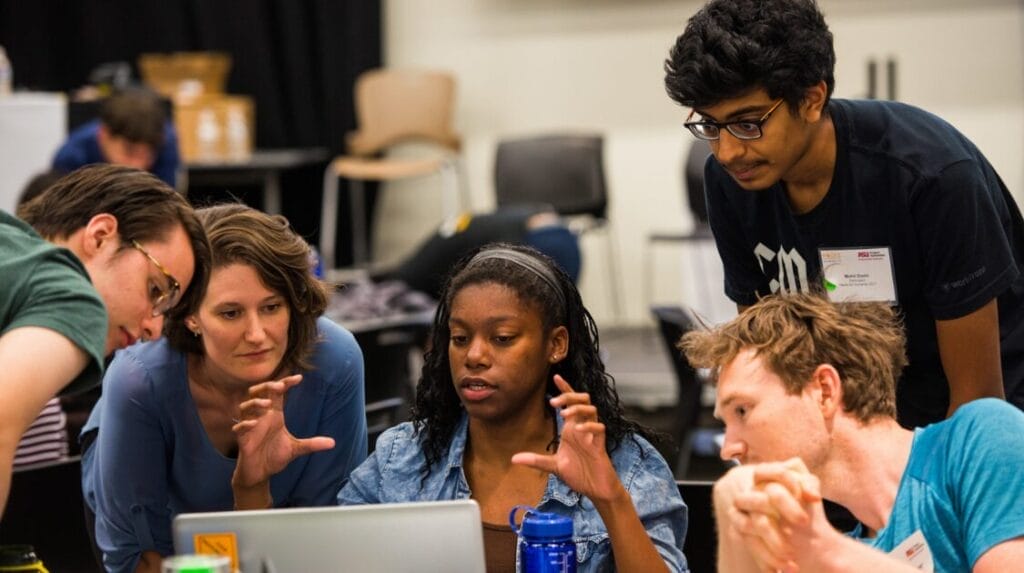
[{"left": 380, "top": 0, "right": 1024, "bottom": 326}]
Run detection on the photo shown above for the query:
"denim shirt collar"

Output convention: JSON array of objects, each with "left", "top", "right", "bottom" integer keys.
[{"left": 443, "top": 404, "right": 582, "bottom": 509}]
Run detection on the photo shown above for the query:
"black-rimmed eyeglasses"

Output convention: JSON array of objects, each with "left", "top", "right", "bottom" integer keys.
[{"left": 685, "top": 99, "right": 785, "bottom": 141}]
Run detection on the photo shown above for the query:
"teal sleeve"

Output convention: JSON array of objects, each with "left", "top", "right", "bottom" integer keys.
[{"left": 950, "top": 400, "right": 1024, "bottom": 566}]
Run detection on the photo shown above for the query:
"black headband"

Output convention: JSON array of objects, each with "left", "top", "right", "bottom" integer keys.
[{"left": 466, "top": 248, "right": 567, "bottom": 313}]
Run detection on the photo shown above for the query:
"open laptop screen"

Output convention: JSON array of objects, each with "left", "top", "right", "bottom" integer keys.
[{"left": 173, "top": 500, "right": 486, "bottom": 572}]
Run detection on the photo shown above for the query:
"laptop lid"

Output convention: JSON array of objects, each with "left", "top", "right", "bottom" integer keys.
[{"left": 173, "top": 500, "right": 486, "bottom": 573}]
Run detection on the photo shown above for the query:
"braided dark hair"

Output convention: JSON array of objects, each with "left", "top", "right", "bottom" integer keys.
[{"left": 410, "top": 243, "right": 653, "bottom": 473}]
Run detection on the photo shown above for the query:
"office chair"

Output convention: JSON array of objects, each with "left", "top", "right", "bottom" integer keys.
[
  {"left": 365, "top": 397, "right": 407, "bottom": 454},
  {"left": 494, "top": 133, "right": 621, "bottom": 318},
  {"left": 644, "top": 139, "right": 714, "bottom": 309},
  {"left": 677, "top": 480, "right": 716, "bottom": 573},
  {"left": 321, "top": 68, "right": 465, "bottom": 270},
  {"left": 650, "top": 304, "right": 708, "bottom": 478}
]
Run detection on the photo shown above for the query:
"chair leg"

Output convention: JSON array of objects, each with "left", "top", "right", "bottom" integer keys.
[
  {"left": 643, "top": 238, "right": 656, "bottom": 311},
  {"left": 350, "top": 178, "right": 368, "bottom": 267},
  {"left": 603, "top": 222, "right": 624, "bottom": 322},
  {"left": 321, "top": 166, "right": 340, "bottom": 270},
  {"left": 692, "top": 241, "right": 714, "bottom": 316},
  {"left": 443, "top": 157, "right": 468, "bottom": 218}
]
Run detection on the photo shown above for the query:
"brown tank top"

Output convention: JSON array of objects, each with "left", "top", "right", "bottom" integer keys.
[{"left": 482, "top": 521, "right": 518, "bottom": 573}]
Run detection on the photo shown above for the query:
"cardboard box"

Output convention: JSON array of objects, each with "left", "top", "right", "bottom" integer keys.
[
  {"left": 174, "top": 94, "right": 254, "bottom": 163},
  {"left": 138, "top": 52, "right": 231, "bottom": 100}
]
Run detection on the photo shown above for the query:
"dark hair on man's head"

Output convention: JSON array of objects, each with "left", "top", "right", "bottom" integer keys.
[
  {"left": 411, "top": 243, "right": 653, "bottom": 473},
  {"left": 665, "top": 0, "right": 835, "bottom": 111},
  {"left": 17, "top": 164, "right": 210, "bottom": 316},
  {"left": 17, "top": 170, "right": 66, "bottom": 207},
  {"left": 165, "top": 203, "right": 329, "bottom": 376},
  {"left": 100, "top": 87, "right": 167, "bottom": 150}
]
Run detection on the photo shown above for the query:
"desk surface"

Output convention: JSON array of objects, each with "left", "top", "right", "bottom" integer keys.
[
  {"left": 331, "top": 308, "right": 435, "bottom": 335},
  {"left": 186, "top": 147, "right": 329, "bottom": 173}
]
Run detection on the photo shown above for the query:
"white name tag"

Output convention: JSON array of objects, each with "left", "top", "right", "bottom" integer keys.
[
  {"left": 888, "top": 530, "right": 934, "bottom": 571},
  {"left": 819, "top": 247, "right": 898, "bottom": 304}
]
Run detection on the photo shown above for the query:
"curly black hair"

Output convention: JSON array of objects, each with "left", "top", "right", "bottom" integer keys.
[
  {"left": 664, "top": 0, "right": 835, "bottom": 112},
  {"left": 410, "top": 243, "right": 653, "bottom": 473}
]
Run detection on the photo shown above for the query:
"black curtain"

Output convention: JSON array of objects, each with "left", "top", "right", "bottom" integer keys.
[{"left": 0, "top": 0, "right": 382, "bottom": 264}]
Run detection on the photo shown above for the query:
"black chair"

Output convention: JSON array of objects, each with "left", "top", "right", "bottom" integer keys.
[
  {"left": 651, "top": 305, "right": 709, "bottom": 477},
  {"left": 365, "top": 397, "right": 407, "bottom": 454},
  {"left": 494, "top": 133, "right": 621, "bottom": 318},
  {"left": 0, "top": 457, "right": 98, "bottom": 572},
  {"left": 644, "top": 140, "right": 715, "bottom": 308},
  {"left": 351, "top": 318, "right": 430, "bottom": 453},
  {"left": 678, "top": 480, "right": 715, "bottom": 573}
]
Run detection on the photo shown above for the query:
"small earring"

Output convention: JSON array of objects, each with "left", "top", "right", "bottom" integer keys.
[{"left": 192, "top": 329, "right": 200, "bottom": 338}]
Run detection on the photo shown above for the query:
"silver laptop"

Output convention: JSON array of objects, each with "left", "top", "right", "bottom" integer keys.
[{"left": 173, "top": 500, "right": 486, "bottom": 572}]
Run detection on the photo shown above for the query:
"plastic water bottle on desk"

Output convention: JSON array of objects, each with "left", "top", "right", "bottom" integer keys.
[
  {"left": 0, "top": 46, "right": 12, "bottom": 97},
  {"left": 0, "top": 545, "right": 49, "bottom": 572},
  {"left": 195, "top": 108, "right": 221, "bottom": 161},
  {"left": 224, "top": 107, "right": 250, "bottom": 162},
  {"left": 510, "top": 505, "right": 576, "bottom": 573},
  {"left": 161, "top": 554, "right": 231, "bottom": 573},
  {"left": 308, "top": 245, "right": 324, "bottom": 279}
]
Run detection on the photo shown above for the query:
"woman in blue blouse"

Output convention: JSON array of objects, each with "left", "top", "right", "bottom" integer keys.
[{"left": 82, "top": 204, "right": 367, "bottom": 572}]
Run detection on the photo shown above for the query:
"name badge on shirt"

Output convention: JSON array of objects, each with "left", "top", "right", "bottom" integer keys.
[
  {"left": 888, "top": 530, "right": 934, "bottom": 571},
  {"left": 819, "top": 247, "right": 898, "bottom": 304}
]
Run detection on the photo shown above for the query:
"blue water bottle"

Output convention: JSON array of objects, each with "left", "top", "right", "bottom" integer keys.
[
  {"left": 307, "top": 245, "right": 324, "bottom": 279},
  {"left": 509, "top": 505, "right": 576, "bottom": 573}
]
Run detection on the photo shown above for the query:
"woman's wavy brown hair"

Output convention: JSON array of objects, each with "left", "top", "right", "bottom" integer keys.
[
  {"left": 679, "top": 293, "right": 907, "bottom": 422},
  {"left": 164, "top": 203, "right": 328, "bottom": 376}
]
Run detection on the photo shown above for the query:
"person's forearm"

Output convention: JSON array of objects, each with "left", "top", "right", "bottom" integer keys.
[
  {"left": 713, "top": 501, "right": 764, "bottom": 573},
  {"left": 805, "top": 534, "right": 922, "bottom": 573},
  {"left": 0, "top": 445, "right": 13, "bottom": 518},
  {"left": 135, "top": 550, "right": 163, "bottom": 573},
  {"left": 936, "top": 300, "right": 1004, "bottom": 416},
  {"left": 232, "top": 478, "right": 273, "bottom": 510},
  {"left": 592, "top": 485, "right": 671, "bottom": 573}
]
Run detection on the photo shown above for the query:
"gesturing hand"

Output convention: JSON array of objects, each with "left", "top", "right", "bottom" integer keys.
[
  {"left": 511, "top": 375, "right": 626, "bottom": 504},
  {"left": 231, "top": 374, "right": 336, "bottom": 489}
]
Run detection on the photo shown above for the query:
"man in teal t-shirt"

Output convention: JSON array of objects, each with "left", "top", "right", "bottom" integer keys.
[
  {"left": 0, "top": 164, "right": 208, "bottom": 518},
  {"left": 682, "top": 293, "right": 1024, "bottom": 572}
]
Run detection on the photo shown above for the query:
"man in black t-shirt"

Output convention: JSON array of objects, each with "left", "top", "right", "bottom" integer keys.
[{"left": 663, "top": 0, "right": 1024, "bottom": 428}]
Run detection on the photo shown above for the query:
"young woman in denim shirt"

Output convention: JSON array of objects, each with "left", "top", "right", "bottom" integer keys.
[{"left": 235, "top": 244, "right": 689, "bottom": 570}]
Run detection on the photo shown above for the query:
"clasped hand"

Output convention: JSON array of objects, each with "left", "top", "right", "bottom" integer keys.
[{"left": 718, "top": 458, "right": 839, "bottom": 573}]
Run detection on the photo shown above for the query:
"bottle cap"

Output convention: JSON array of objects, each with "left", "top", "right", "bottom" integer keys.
[
  {"left": 161, "top": 554, "right": 231, "bottom": 573},
  {"left": 510, "top": 506, "right": 574, "bottom": 541},
  {"left": 0, "top": 545, "right": 41, "bottom": 566}
]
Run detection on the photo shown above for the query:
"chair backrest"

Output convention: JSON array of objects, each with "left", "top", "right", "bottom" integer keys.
[
  {"left": 651, "top": 305, "right": 706, "bottom": 469},
  {"left": 677, "top": 480, "right": 715, "bottom": 573},
  {"left": 684, "top": 139, "right": 713, "bottom": 225},
  {"left": 365, "top": 397, "right": 406, "bottom": 454},
  {"left": 494, "top": 133, "right": 607, "bottom": 219},
  {"left": 347, "top": 68, "right": 461, "bottom": 156}
]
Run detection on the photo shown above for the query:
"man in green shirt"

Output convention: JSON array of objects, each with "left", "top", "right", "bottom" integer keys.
[{"left": 0, "top": 164, "right": 209, "bottom": 517}]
